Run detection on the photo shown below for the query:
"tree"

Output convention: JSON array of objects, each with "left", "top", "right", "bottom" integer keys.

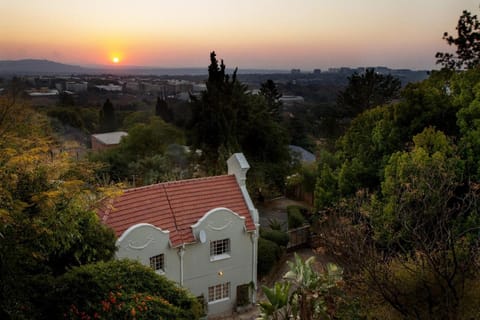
[
  {"left": 55, "top": 260, "right": 203, "bottom": 320},
  {"left": 259, "top": 79, "right": 282, "bottom": 120},
  {"left": 0, "top": 103, "right": 117, "bottom": 318},
  {"left": 99, "top": 98, "right": 116, "bottom": 132},
  {"left": 91, "top": 117, "right": 187, "bottom": 185},
  {"left": 189, "top": 52, "right": 291, "bottom": 191},
  {"left": 189, "top": 51, "right": 243, "bottom": 173},
  {"left": 155, "top": 96, "right": 173, "bottom": 123},
  {"left": 436, "top": 9, "right": 480, "bottom": 70},
  {"left": 337, "top": 68, "right": 401, "bottom": 118}
]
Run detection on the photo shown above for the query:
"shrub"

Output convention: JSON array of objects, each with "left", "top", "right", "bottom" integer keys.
[
  {"left": 267, "top": 218, "right": 285, "bottom": 231},
  {"left": 261, "top": 229, "right": 289, "bottom": 247},
  {"left": 54, "top": 259, "right": 202, "bottom": 320},
  {"left": 287, "top": 205, "right": 306, "bottom": 229},
  {"left": 258, "top": 237, "right": 281, "bottom": 276}
]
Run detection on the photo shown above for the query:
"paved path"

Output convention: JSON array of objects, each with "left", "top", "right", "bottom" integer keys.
[{"left": 256, "top": 196, "right": 312, "bottom": 229}]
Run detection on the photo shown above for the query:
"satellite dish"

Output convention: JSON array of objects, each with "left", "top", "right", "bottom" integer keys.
[{"left": 199, "top": 230, "right": 207, "bottom": 243}]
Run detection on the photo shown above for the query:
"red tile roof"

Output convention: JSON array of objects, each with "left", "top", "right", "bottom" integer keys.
[{"left": 98, "top": 175, "right": 256, "bottom": 247}]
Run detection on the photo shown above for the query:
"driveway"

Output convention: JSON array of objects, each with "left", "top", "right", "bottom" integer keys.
[{"left": 256, "top": 196, "right": 312, "bottom": 229}]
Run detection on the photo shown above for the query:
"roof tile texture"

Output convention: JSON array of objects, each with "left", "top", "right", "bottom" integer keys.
[{"left": 99, "top": 175, "right": 255, "bottom": 247}]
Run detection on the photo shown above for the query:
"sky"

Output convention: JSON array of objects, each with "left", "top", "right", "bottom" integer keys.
[{"left": 0, "top": 0, "right": 478, "bottom": 70}]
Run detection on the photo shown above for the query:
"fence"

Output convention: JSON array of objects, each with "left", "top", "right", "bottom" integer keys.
[{"left": 287, "top": 225, "right": 310, "bottom": 249}]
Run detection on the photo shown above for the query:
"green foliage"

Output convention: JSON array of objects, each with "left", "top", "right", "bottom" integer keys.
[
  {"left": 189, "top": 52, "right": 291, "bottom": 192},
  {"left": 99, "top": 98, "right": 116, "bottom": 132},
  {"left": 259, "top": 282, "right": 291, "bottom": 320},
  {"left": 0, "top": 105, "right": 118, "bottom": 319},
  {"left": 92, "top": 117, "right": 187, "bottom": 184},
  {"left": 314, "top": 163, "right": 337, "bottom": 210},
  {"left": 122, "top": 110, "right": 153, "bottom": 130},
  {"left": 260, "top": 228, "right": 289, "bottom": 247},
  {"left": 373, "top": 128, "right": 464, "bottom": 248},
  {"left": 257, "top": 237, "right": 282, "bottom": 276},
  {"left": 260, "top": 254, "right": 359, "bottom": 320},
  {"left": 337, "top": 68, "right": 401, "bottom": 118},
  {"left": 436, "top": 9, "right": 480, "bottom": 70},
  {"left": 287, "top": 205, "right": 306, "bottom": 229},
  {"left": 55, "top": 259, "right": 202, "bottom": 320},
  {"left": 259, "top": 79, "right": 282, "bottom": 120},
  {"left": 155, "top": 96, "right": 173, "bottom": 123},
  {"left": 267, "top": 218, "right": 286, "bottom": 231}
]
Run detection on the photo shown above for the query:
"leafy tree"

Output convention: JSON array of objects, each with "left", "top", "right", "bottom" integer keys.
[
  {"left": 337, "top": 68, "right": 401, "bottom": 118},
  {"left": 189, "top": 51, "right": 244, "bottom": 173},
  {"left": 55, "top": 260, "right": 202, "bottom": 320},
  {"left": 99, "top": 98, "right": 116, "bottom": 132},
  {"left": 189, "top": 52, "right": 291, "bottom": 192},
  {"left": 259, "top": 79, "right": 282, "bottom": 119},
  {"left": 0, "top": 104, "right": 117, "bottom": 319},
  {"left": 155, "top": 96, "right": 173, "bottom": 123},
  {"left": 436, "top": 9, "right": 480, "bottom": 70},
  {"left": 92, "top": 117, "right": 187, "bottom": 184}
]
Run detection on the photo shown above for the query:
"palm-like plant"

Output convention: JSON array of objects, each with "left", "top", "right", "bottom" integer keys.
[
  {"left": 258, "top": 282, "right": 291, "bottom": 320},
  {"left": 284, "top": 253, "right": 343, "bottom": 319}
]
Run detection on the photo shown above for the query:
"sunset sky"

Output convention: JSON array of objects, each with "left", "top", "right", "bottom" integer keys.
[{"left": 0, "top": 0, "right": 478, "bottom": 70}]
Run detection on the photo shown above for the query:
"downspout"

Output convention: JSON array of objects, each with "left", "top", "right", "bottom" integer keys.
[
  {"left": 178, "top": 245, "right": 185, "bottom": 286},
  {"left": 251, "top": 225, "right": 259, "bottom": 304}
]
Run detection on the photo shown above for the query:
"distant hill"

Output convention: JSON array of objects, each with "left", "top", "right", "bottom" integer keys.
[{"left": 0, "top": 59, "right": 90, "bottom": 75}]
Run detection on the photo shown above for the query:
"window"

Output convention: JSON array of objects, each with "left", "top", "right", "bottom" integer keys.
[
  {"left": 208, "top": 282, "right": 230, "bottom": 303},
  {"left": 149, "top": 254, "right": 165, "bottom": 272},
  {"left": 210, "top": 239, "right": 230, "bottom": 261}
]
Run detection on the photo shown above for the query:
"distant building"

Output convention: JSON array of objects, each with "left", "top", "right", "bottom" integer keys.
[
  {"left": 291, "top": 69, "right": 301, "bottom": 74},
  {"left": 279, "top": 95, "right": 304, "bottom": 106},
  {"left": 91, "top": 131, "right": 128, "bottom": 151},
  {"left": 66, "top": 81, "right": 88, "bottom": 93},
  {"left": 313, "top": 69, "right": 322, "bottom": 74},
  {"left": 26, "top": 88, "right": 59, "bottom": 96},
  {"left": 95, "top": 84, "right": 122, "bottom": 92}
]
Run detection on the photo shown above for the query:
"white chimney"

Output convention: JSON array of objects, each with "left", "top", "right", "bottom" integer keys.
[{"left": 227, "top": 153, "right": 250, "bottom": 187}]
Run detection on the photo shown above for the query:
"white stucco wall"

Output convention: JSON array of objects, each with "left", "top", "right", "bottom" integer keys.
[
  {"left": 116, "top": 223, "right": 181, "bottom": 283},
  {"left": 187, "top": 208, "right": 255, "bottom": 315},
  {"left": 114, "top": 209, "right": 256, "bottom": 316}
]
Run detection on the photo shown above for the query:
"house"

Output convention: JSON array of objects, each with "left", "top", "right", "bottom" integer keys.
[
  {"left": 98, "top": 153, "right": 259, "bottom": 317},
  {"left": 91, "top": 131, "right": 128, "bottom": 151}
]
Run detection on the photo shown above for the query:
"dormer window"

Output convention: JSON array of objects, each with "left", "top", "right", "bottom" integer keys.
[{"left": 210, "top": 239, "right": 230, "bottom": 261}]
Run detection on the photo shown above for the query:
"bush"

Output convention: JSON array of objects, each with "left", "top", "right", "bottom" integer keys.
[
  {"left": 54, "top": 259, "right": 202, "bottom": 320},
  {"left": 287, "top": 205, "right": 306, "bottom": 229},
  {"left": 261, "top": 229, "right": 289, "bottom": 247},
  {"left": 258, "top": 237, "right": 281, "bottom": 276}
]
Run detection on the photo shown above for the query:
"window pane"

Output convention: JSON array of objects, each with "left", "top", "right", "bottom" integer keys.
[{"left": 149, "top": 254, "right": 164, "bottom": 271}]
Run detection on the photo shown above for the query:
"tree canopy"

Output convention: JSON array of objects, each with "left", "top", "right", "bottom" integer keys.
[{"left": 436, "top": 9, "right": 480, "bottom": 70}]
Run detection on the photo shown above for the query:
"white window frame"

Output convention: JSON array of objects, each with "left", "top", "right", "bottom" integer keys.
[
  {"left": 210, "top": 238, "right": 231, "bottom": 261},
  {"left": 208, "top": 282, "right": 230, "bottom": 304},
  {"left": 149, "top": 254, "right": 165, "bottom": 273}
]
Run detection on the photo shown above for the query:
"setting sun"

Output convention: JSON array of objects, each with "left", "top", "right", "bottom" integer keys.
[{"left": 112, "top": 57, "right": 120, "bottom": 64}]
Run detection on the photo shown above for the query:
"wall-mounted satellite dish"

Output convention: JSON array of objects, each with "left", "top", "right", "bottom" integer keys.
[{"left": 199, "top": 230, "right": 207, "bottom": 243}]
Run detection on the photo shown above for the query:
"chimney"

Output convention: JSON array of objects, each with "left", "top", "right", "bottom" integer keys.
[{"left": 227, "top": 153, "right": 250, "bottom": 187}]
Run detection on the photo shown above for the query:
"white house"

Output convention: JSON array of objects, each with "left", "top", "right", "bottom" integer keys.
[{"left": 98, "top": 153, "right": 259, "bottom": 317}]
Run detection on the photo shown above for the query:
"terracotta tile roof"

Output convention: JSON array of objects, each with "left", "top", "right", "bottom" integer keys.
[{"left": 98, "top": 175, "right": 256, "bottom": 247}]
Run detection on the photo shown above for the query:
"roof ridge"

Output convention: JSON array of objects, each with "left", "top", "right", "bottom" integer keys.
[
  {"left": 123, "top": 174, "right": 233, "bottom": 192},
  {"left": 162, "top": 184, "right": 184, "bottom": 244}
]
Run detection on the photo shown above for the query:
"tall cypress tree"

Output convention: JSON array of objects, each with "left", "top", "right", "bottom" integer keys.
[{"left": 99, "top": 98, "right": 116, "bottom": 132}]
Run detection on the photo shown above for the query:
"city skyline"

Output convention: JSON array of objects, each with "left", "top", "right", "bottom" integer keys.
[{"left": 1, "top": 0, "right": 478, "bottom": 70}]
